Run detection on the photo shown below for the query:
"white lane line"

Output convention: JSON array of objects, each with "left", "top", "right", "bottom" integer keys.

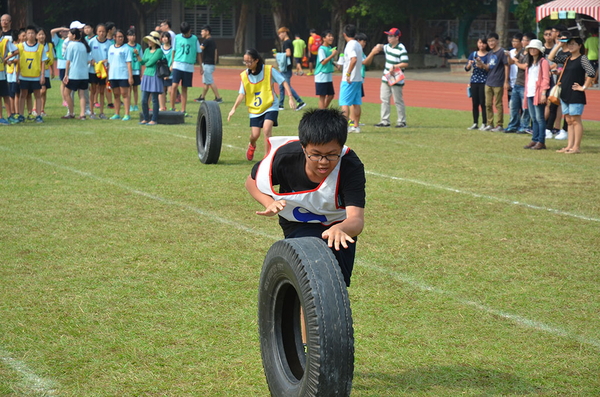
[
  {"left": 366, "top": 170, "right": 600, "bottom": 223},
  {"left": 0, "top": 349, "right": 57, "bottom": 395},
  {"left": 3, "top": 147, "right": 599, "bottom": 351}
]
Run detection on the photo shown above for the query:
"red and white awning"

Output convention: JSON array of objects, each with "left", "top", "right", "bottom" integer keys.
[{"left": 537, "top": 0, "right": 600, "bottom": 22}]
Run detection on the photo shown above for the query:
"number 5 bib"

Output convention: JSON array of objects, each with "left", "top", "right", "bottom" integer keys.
[{"left": 241, "top": 65, "right": 274, "bottom": 114}]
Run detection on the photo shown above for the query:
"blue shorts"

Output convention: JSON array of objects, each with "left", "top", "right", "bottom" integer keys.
[
  {"left": 202, "top": 64, "right": 215, "bottom": 85},
  {"left": 294, "top": 57, "right": 302, "bottom": 66},
  {"left": 109, "top": 79, "right": 130, "bottom": 89},
  {"left": 315, "top": 82, "right": 335, "bottom": 96},
  {"left": 163, "top": 78, "right": 172, "bottom": 88},
  {"left": 0, "top": 80, "right": 9, "bottom": 97},
  {"left": 339, "top": 81, "right": 362, "bottom": 106},
  {"left": 66, "top": 79, "right": 89, "bottom": 91},
  {"left": 132, "top": 74, "right": 141, "bottom": 86},
  {"left": 250, "top": 111, "right": 278, "bottom": 128},
  {"left": 18, "top": 80, "right": 42, "bottom": 92},
  {"left": 59, "top": 69, "right": 66, "bottom": 81},
  {"left": 172, "top": 69, "right": 193, "bottom": 87},
  {"left": 9, "top": 82, "right": 20, "bottom": 98},
  {"left": 560, "top": 99, "right": 585, "bottom": 116}
]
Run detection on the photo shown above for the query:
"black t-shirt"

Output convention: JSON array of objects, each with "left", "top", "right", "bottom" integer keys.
[
  {"left": 251, "top": 141, "right": 366, "bottom": 236},
  {"left": 201, "top": 37, "right": 216, "bottom": 65},
  {"left": 1, "top": 29, "right": 14, "bottom": 40},
  {"left": 282, "top": 39, "right": 294, "bottom": 71}
]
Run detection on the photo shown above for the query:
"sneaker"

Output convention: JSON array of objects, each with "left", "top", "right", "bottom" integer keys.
[
  {"left": 107, "top": 103, "right": 115, "bottom": 109},
  {"left": 17, "top": 115, "right": 25, "bottom": 123},
  {"left": 525, "top": 128, "right": 533, "bottom": 135},
  {"left": 129, "top": 105, "right": 134, "bottom": 112},
  {"left": 246, "top": 143, "right": 256, "bottom": 161},
  {"left": 31, "top": 110, "right": 38, "bottom": 117},
  {"left": 35, "top": 115, "right": 43, "bottom": 123},
  {"left": 61, "top": 114, "right": 74, "bottom": 119},
  {"left": 0, "top": 118, "right": 9, "bottom": 126},
  {"left": 307, "top": 72, "right": 314, "bottom": 76},
  {"left": 215, "top": 97, "right": 223, "bottom": 104},
  {"left": 110, "top": 114, "right": 121, "bottom": 120},
  {"left": 78, "top": 116, "right": 86, "bottom": 120},
  {"left": 183, "top": 112, "right": 191, "bottom": 118},
  {"left": 375, "top": 122, "right": 391, "bottom": 127},
  {"left": 85, "top": 109, "right": 92, "bottom": 116},
  {"left": 467, "top": 123, "right": 478, "bottom": 130},
  {"left": 348, "top": 120, "right": 355, "bottom": 127},
  {"left": 99, "top": 113, "right": 108, "bottom": 120},
  {"left": 516, "top": 129, "right": 527, "bottom": 134},
  {"left": 478, "top": 124, "right": 488, "bottom": 131},
  {"left": 89, "top": 114, "right": 99, "bottom": 120},
  {"left": 348, "top": 126, "right": 361, "bottom": 133},
  {"left": 395, "top": 122, "right": 407, "bottom": 128},
  {"left": 554, "top": 129, "right": 568, "bottom": 140},
  {"left": 359, "top": 122, "right": 365, "bottom": 126},
  {"left": 296, "top": 102, "right": 306, "bottom": 111},
  {"left": 27, "top": 113, "right": 35, "bottom": 121},
  {"left": 545, "top": 129, "right": 554, "bottom": 139},
  {"left": 491, "top": 126, "right": 504, "bottom": 132},
  {"left": 40, "top": 111, "right": 47, "bottom": 117},
  {"left": 122, "top": 115, "right": 131, "bottom": 121},
  {"left": 504, "top": 128, "right": 516, "bottom": 133},
  {"left": 194, "top": 96, "right": 205, "bottom": 103},
  {"left": 278, "top": 107, "right": 285, "bottom": 111},
  {"left": 133, "top": 105, "right": 139, "bottom": 111}
]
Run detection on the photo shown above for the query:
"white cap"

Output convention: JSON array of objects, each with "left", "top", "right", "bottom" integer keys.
[{"left": 69, "top": 20, "right": 85, "bottom": 30}]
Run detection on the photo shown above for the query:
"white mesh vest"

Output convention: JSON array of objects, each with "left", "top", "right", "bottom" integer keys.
[{"left": 255, "top": 136, "right": 349, "bottom": 226}]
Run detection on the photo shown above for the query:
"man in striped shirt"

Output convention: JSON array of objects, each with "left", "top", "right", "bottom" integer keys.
[{"left": 375, "top": 28, "right": 409, "bottom": 128}]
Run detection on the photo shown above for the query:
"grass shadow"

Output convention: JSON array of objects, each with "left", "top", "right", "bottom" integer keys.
[{"left": 354, "top": 365, "right": 542, "bottom": 395}]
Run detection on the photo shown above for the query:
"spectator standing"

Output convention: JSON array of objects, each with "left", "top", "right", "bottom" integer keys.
[
  {"left": 277, "top": 27, "right": 306, "bottom": 111},
  {"left": 465, "top": 37, "right": 490, "bottom": 130},
  {"left": 307, "top": 29, "right": 321, "bottom": 76},
  {"left": 506, "top": 33, "right": 533, "bottom": 133},
  {"left": 194, "top": 25, "right": 222, "bottom": 103},
  {"left": 314, "top": 30, "right": 337, "bottom": 109},
  {"left": 522, "top": 39, "right": 550, "bottom": 150},
  {"left": 139, "top": 31, "right": 164, "bottom": 125},
  {"left": 126, "top": 28, "right": 143, "bottom": 112},
  {"left": 293, "top": 33, "right": 307, "bottom": 76},
  {"left": 374, "top": 28, "right": 409, "bottom": 128},
  {"left": 0, "top": 32, "right": 17, "bottom": 124},
  {"left": 477, "top": 32, "right": 509, "bottom": 131},
  {"left": 340, "top": 24, "right": 364, "bottom": 133},
  {"left": 584, "top": 30, "right": 598, "bottom": 85},
  {"left": 63, "top": 28, "right": 92, "bottom": 120},
  {"left": 1, "top": 14, "right": 15, "bottom": 40},
  {"left": 107, "top": 29, "right": 133, "bottom": 121},
  {"left": 170, "top": 21, "right": 203, "bottom": 117},
  {"left": 88, "top": 24, "right": 111, "bottom": 119}
]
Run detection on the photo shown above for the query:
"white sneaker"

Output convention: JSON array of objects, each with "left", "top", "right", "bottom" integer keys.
[
  {"left": 348, "top": 126, "right": 361, "bottom": 133},
  {"left": 467, "top": 123, "right": 478, "bottom": 130},
  {"left": 85, "top": 109, "right": 92, "bottom": 116},
  {"left": 481, "top": 125, "right": 493, "bottom": 131},
  {"left": 554, "top": 129, "right": 568, "bottom": 140},
  {"left": 545, "top": 129, "right": 553, "bottom": 139}
]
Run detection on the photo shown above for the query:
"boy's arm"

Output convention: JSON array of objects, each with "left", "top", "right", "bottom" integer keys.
[
  {"left": 227, "top": 93, "right": 245, "bottom": 121},
  {"left": 245, "top": 175, "right": 286, "bottom": 216},
  {"left": 322, "top": 206, "right": 364, "bottom": 251}
]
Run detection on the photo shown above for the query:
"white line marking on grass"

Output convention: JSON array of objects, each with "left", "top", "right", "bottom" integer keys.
[
  {"left": 0, "top": 349, "right": 58, "bottom": 395},
  {"left": 366, "top": 170, "right": 600, "bottom": 223},
  {"left": 3, "top": 147, "right": 599, "bottom": 351}
]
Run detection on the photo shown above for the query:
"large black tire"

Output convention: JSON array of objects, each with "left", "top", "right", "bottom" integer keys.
[
  {"left": 138, "top": 110, "right": 185, "bottom": 125},
  {"left": 258, "top": 237, "right": 354, "bottom": 397},
  {"left": 196, "top": 101, "right": 222, "bottom": 164}
]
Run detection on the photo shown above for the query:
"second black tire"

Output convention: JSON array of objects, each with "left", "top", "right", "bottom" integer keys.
[
  {"left": 258, "top": 237, "right": 354, "bottom": 396},
  {"left": 196, "top": 101, "right": 223, "bottom": 164}
]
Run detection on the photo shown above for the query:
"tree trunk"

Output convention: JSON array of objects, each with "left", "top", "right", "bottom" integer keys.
[
  {"left": 409, "top": 15, "right": 425, "bottom": 54},
  {"left": 234, "top": 3, "right": 249, "bottom": 55},
  {"left": 496, "top": 0, "right": 510, "bottom": 49}
]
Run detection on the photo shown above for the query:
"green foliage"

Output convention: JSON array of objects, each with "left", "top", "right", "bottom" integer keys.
[{"left": 514, "top": 0, "right": 546, "bottom": 33}]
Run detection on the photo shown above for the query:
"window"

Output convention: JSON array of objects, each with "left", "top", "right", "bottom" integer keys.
[
  {"left": 261, "top": 14, "right": 276, "bottom": 39},
  {"left": 184, "top": 5, "right": 235, "bottom": 38}
]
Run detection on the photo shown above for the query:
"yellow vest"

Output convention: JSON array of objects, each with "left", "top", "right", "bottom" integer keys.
[
  {"left": 17, "top": 42, "right": 44, "bottom": 78},
  {"left": 241, "top": 65, "right": 274, "bottom": 114},
  {"left": 0, "top": 37, "right": 8, "bottom": 72},
  {"left": 45, "top": 42, "right": 55, "bottom": 69}
]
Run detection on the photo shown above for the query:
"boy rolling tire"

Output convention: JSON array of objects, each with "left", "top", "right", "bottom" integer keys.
[
  {"left": 258, "top": 237, "right": 354, "bottom": 397},
  {"left": 196, "top": 100, "right": 222, "bottom": 164}
]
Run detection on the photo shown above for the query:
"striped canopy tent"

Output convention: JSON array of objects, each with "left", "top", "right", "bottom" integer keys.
[{"left": 537, "top": 0, "right": 600, "bottom": 22}]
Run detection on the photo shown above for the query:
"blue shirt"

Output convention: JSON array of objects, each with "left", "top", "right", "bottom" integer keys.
[
  {"left": 315, "top": 46, "right": 333, "bottom": 83},
  {"left": 467, "top": 51, "right": 489, "bottom": 84},
  {"left": 107, "top": 44, "right": 132, "bottom": 80},
  {"left": 88, "top": 37, "right": 112, "bottom": 73},
  {"left": 127, "top": 42, "right": 143, "bottom": 75},
  {"left": 238, "top": 65, "right": 285, "bottom": 118},
  {"left": 65, "top": 41, "right": 91, "bottom": 80}
]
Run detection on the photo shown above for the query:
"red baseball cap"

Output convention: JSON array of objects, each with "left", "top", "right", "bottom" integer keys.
[{"left": 385, "top": 28, "right": 401, "bottom": 37}]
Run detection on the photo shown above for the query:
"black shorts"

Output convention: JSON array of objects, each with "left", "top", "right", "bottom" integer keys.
[
  {"left": 66, "top": 79, "right": 89, "bottom": 91},
  {"left": 249, "top": 111, "right": 278, "bottom": 128},
  {"left": 309, "top": 53, "right": 317, "bottom": 64},
  {"left": 89, "top": 73, "right": 107, "bottom": 86},
  {"left": 315, "top": 82, "right": 335, "bottom": 96},
  {"left": 109, "top": 79, "right": 130, "bottom": 89},
  {"left": 9, "top": 82, "right": 20, "bottom": 97},
  {"left": 0, "top": 80, "right": 9, "bottom": 97},
  {"left": 361, "top": 84, "right": 364, "bottom": 98},
  {"left": 294, "top": 57, "right": 302, "bottom": 66},
  {"left": 132, "top": 74, "right": 141, "bottom": 86},
  {"left": 43, "top": 77, "right": 51, "bottom": 89},
  {"left": 59, "top": 68, "right": 66, "bottom": 81},
  {"left": 163, "top": 78, "right": 172, "bottom": 88},
  {"left": 18, "top": 80, "right": 42, "bottom": 92},
  {"left": 172, "top": 69, "right": 193, "bottom": 87}
]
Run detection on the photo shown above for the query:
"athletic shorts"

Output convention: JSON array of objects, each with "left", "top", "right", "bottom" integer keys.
[
  {"left": 89, "top": 73, "right": 107, "bottom": 86},
  {"left": 309, "top": 53, "right": 317, "bottom": 65},
  {"left": 18, "top": 80, "right": 42, "bottom": 92},
  {"left": 66, "top": 79, "right": 89, "bottom": 91},
  {"left": 9, "top": 82, "right": 20, "bottom": 97},
  {"left": 44, "top": 78, "right": 51, "bottom": 89},
  {"left": 315, "top": 82, "right": 335, "bottom": 96},
  {"left": 163, "top": 78, "right": 172, "bottom": 88},
  {"left": 59, "top": 68, "right": 66, "bottom": 81},
  {"left": 0, "top": 80, "right": 9, "bottom": 97},
  {"left": 560, "top": 100, "right": 585, "bottom": 116},
  {"left": 249, "top": 111, "right": 278, "bottom": 128},
  {"left": 172, "top": 69, "right": 193, "bottom": 87},
  {"left": 338, "top": 81, "right": 362, "bottom": 106},
  {"left": 132, "top": 74, "right": 141, "bottom": 86},
  {"left": 294, "top": 57, "right": 302, "bottom": 66},
  {"left": 109, "top": 79, "right": 130, "bottom": 89},
  {"left": 202, "top": 64, "right": 215, "bottom": 85}
]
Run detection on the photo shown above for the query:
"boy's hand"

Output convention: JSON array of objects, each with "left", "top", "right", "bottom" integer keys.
[
  {"left": 322, "top": 225, "right": 355, "bottom": 251},
  {"left": 289, "top": 97, "right": 296, "bottom": 110},
  {"left": 256, "top": 200, "right": 286, "bottom": 216},
  {"left": 227, "top": 107, "right": 235, "bottom": 121}
]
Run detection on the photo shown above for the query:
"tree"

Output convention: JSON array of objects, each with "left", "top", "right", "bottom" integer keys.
[{"left": 496, "top": 0, "right": 510, "bottom": 48}]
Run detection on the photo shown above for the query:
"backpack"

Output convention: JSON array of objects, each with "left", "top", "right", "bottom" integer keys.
[{"left": 310, "top": 35, "right": 322, "bottom": 53}]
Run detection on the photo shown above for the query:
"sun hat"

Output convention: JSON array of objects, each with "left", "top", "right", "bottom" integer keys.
[
  {"left": 69, "top": 20, "right": 85, "bottom": 30},
  {"left": 385, "top": 28, "right": 401, "bottom": 37},
  {"left": 143, "top": 31, "right": 161, "bottom": 46},
  {"left": 525, "top": 39, "right": 545, "bottom": 53}
]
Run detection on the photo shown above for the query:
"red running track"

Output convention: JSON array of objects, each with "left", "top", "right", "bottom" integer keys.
[{"left": 194, "top": 67, "right": 600, "bottom": 122}]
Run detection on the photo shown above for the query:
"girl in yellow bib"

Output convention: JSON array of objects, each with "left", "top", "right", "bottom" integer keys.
[{"left": 228, "top": 49, "right": 296, "bottom": 161}]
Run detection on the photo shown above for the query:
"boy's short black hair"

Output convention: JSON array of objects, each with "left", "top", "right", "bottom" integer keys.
[
  {"left": 523, "top": 32, "right": 537, "bottom": 40},
  {"left": 126, "top": 28, "right": 135, "bottom": 37},
  {"left": 343, "top": 24, "right": 356, "bottom": 38},
  {"left": 512, "top": 33, "right": 523, "bottom": 41},
  {"left": 106, "top": 21, "right": 115, "bottom": 31},
  {"left": 322, "top": 29, "right": 332, "bottom": 38},
  {"left": 298, "top": 108, "right": 347, "bottom": 148},
  {"left": 202, "top": 25, "right": 211, "bottom": 33},
  {"left": 487, "top": 32, "right": 499, "bottom": 40},
  {"left": 553, "top": 24, "right": 567, "bottom": 32},
  {"left": 355, "top": 33, "right": 367, "bottom": 42},
  {"left": 180, "top": 21, "right": 191, "bottom": 34},
  {"left": 26, "top": 25, "right": 37, "bottom": 33},
  {"left": 161, "top": 19, "right": 171, "bottom": 29}
]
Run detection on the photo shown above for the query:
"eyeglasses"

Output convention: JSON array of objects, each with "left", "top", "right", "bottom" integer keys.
[
  {"left": 305, "top": 152, "right": 341, "bottom": 162},
  {"left": 243, "top": 60, "right": 255, "bottom": 65},
  {"left": 543, "top": 33, "right": 552, "bottom": 36}
]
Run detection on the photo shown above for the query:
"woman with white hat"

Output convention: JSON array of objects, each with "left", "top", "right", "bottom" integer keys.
[
  {"left": 139, "top": 31, "right": 165, "bottom": 125},
  {"left": 522, "top": 39, "right": 550, "bottom": 150}
]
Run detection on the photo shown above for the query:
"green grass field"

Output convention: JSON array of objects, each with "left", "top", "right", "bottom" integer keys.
[{"left": 1, "top": 84, "right": 600, "bottom": 396}]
